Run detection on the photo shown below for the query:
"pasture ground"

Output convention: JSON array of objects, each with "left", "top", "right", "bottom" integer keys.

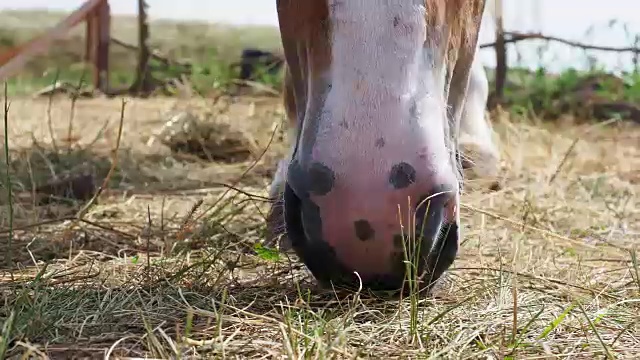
[
  {"left": 0, "top": 93, "right": 638, "bottom": 359},
  {"left": 1, "top": 8, "right": 640, "bottom": 359}
]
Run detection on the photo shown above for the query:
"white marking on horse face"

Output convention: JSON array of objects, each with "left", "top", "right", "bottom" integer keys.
[{"left": 315, "top": 0, "right": 452, "bottom": 178}]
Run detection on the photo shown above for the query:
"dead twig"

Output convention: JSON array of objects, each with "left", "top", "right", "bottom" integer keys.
[{"left": 480, "top": 31, "right": 640, "bottom": 54}]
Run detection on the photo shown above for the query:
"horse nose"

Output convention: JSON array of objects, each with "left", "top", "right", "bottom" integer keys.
[{"left": 282, "top": 175, "right": 460, "bottom": 292}]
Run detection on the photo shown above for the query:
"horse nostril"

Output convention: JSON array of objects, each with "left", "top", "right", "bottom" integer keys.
[
  {"left": 412, "top": 184, "right": 457, "bottom": 247},
  {"left": 408, "top": 184, "right": 459, "bottom": 285}
]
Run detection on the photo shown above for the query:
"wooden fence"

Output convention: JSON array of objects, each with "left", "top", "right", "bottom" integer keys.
[{"left": 0, "top": 0, "right": 111, "bottom": 91}]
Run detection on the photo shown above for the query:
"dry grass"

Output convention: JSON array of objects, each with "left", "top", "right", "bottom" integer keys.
[{"left": 0, "top": 90, "right": 638, "bottom": 359}]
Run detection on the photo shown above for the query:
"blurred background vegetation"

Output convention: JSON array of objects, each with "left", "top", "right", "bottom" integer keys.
[{"left": 1, "top": 5, "right": 639, "bottom": 123}]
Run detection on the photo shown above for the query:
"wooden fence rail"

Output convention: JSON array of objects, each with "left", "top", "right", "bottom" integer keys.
[
  {"left": 479, "top": 30, "right": 640, "bottom": 105},
  {"left": 0, "top": 0, "right": 110, "bottom": 91}
]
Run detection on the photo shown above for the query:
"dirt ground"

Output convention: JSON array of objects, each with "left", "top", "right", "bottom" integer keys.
[{"left": 0, "top": 94, "right": 639, "bottom": 358}]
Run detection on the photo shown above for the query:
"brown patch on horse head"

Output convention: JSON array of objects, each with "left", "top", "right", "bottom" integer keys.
[
  {"left": 425, "top": 0, "right": 486, "bottom": 69},
  {"left": 276, "top": 0, "right": 331, "bottom": 77},
  {"left": 425, "top": 0, "right": 485, "bottom": 45},
  {"left": 277, "top": 0, "right": 332, "bottom": 138},
  {"left": 282, "top": 67, "right": 297, "bottom": 129}
]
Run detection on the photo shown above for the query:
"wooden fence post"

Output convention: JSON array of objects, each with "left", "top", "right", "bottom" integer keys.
[
  {"left": 85, "top": 0, "right": 110, "bottom": 92},
  {"left": 131, "top": 0, "right": 152, "bottom": 95},
  {"left": 96, "top": 0, "right": 111, "bottom": 92},
  {"left": 85, "top": 14, "right": 94, "bottom": 65},
  {"left": 493, "top": 0, "right": 507, "bottom": 104},
  {"left": 86, "top": 10, "right": 100, "bottom": 90}
]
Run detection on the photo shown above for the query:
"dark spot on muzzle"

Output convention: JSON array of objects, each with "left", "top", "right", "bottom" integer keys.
[
  {"left": 308, "top": 162, "right": 335, "bottom": 196},
  {"left": 375, "top": 137, "right": 386, "bottom": 148},
  {"left": 393, "top": 234, "right": 404, "bottom": 250},
  {"left": 353, "top": 220, "right": 375, "bottom": 241},
  {"left": 388, "top": 162, "right": 416, "bottom": 189}
]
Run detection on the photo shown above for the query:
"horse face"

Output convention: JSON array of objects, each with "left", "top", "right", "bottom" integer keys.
[{"left": 275, "top": 0, "right": 486, "bottom": 292}]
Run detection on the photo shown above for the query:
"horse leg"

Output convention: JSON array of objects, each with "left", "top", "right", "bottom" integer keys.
[
  {"left": 265, "top": 66, "right": 297, "bottom": 251},
  {"left": 458, "top": 55, "right": 501, "bottom": 185}
]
